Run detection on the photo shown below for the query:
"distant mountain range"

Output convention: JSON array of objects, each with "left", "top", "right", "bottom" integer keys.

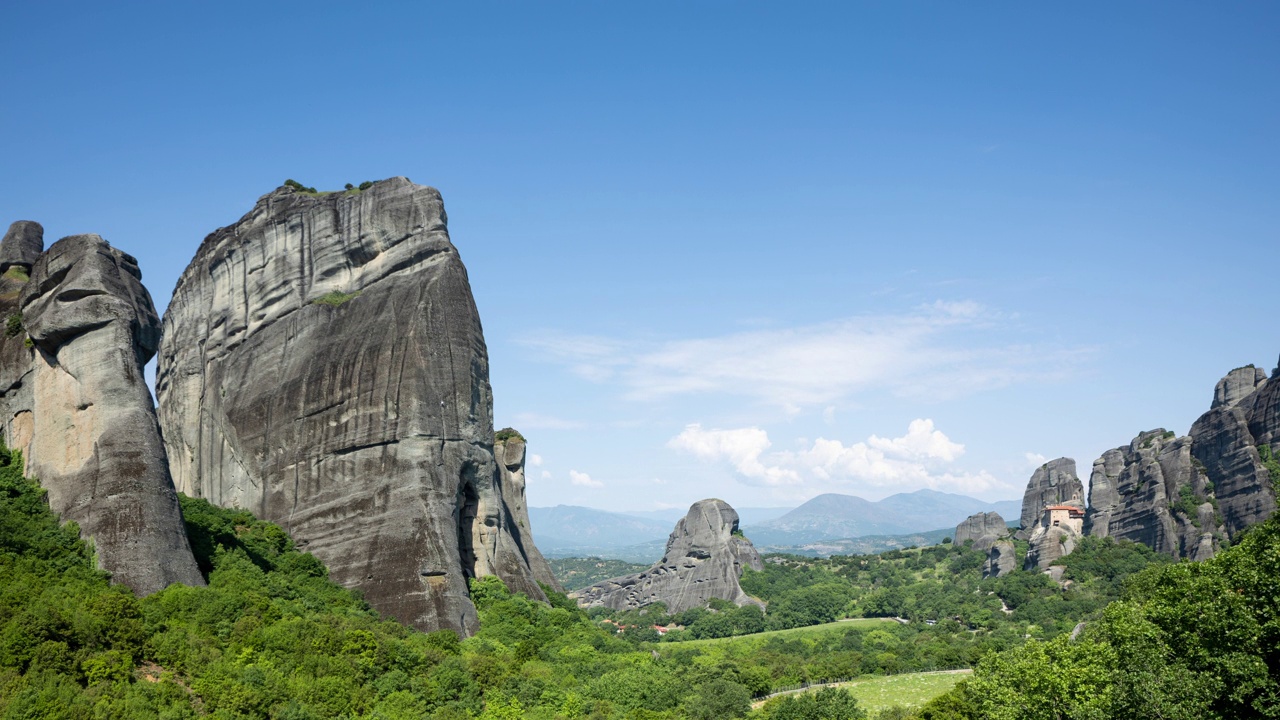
[
  {"left": 741, "top": 490, "right": 1021, "bottom": 548},
  {"left": 530, "top": 490, "right": 1019, "bottom": 561}
]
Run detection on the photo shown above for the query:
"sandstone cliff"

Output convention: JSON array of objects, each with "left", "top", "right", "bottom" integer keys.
[
  {"left": 1015, "top": 458, "right": 1084, "bottom": 540},
  {"left": 982, "top": 539, "right": 1016, "bottom": 579},
  {"left": 572, "top": 499, "right": 764, "bottom": 613},
  {"left": 1084, "top": 429, "right": 1219, "bottom": 560},
  {"left": 0, "top": 224, "right": 203, "bottom": 595},
  {"left": 156, "top": 179, "right": 548, "bottom": 635},
  {"left": 1189, "top": 364, "right": 1277, "bottom": 541},
  {"left": 494, "top": 429, "right": 561, "bottom": 592},
  {"left": 954, "top": 511, "right": 1007, "bottom": 552}
]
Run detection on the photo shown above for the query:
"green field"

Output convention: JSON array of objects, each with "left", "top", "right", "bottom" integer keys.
[
  {"left": 841, "top": 670, "right": 971, "bottom": 710},
  {"left": 661, "top": 616, "right": 894, "bottom": 648},
  {"left": 756, "top": 670, "right": 971, "bottom": 712}
]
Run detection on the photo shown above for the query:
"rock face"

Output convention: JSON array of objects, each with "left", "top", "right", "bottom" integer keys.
[
  {"left": 572, "top": 499, "right": 764, "bottom": 613},
  {"left": 954, "top": 511, "right": 1007, "bottom": 552},
  {"left": 494, "top": 431, "right": 561, "bottom": 592},
  {"left": 0, "top": 221, "right": 43, "bottom": 272},
  {"left": 1025, "top": 524, "right": 1079, "bottom": 571},
  {"left": 1084, "top": 429, "right": 1219, "bottom": 560},
  {"left": 156, "top": 179, "right": 549, "bottom": 635},
  {"left": 1188, "top": 364, "right": 1277, "bottom": 541},
  {"left": 982, "top": 539, "right": 1016, "bottom": 579},
  {"left": 1213, "top": 365, "right": 1267, "bottom": 410},
  {"left": 0, "top": 230, "right": 203, "bottom": 595},
  {"left": 1016, "top": 458, "right": 1085, "bottom": 540}
]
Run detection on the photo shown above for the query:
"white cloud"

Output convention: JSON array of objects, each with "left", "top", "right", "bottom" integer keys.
[
  {"left": 867, "top": 419, "right": 964, "bottom": 462},
  {"left": 569, "top": 470, "right": 603, "bottom": 488},
  {"left": 529, "top": 454, "right": 544, "bottom": 467},
  {"left": 540, "top": 470, "right": 552, "bottom": 480},
  {"left": 1025, "top": 452, "right": 1047, "bottom": 467},
  {"left": 522, "top": 302, "right": 1090, "bottom": 410},
  {"left": 822, "top": 406, "right": 837, "bottom": 425},
  {"left": 668, "top": 424, "right": 801, "bottom": 486},
  {"left": 669, "top": 419, "right": 1015, "bottom": 497}
]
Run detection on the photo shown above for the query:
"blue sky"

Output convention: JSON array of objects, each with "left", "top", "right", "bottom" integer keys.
[{"left": 3, "top": 3, "right": 1278, "bottom": 512}]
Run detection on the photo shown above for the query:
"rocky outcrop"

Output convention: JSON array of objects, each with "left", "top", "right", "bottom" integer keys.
[
  {"left": 1016, "top": 458, "right": 1084, "bottom": 540},
  {"left": 1084, "top": 430, "right": 1219, "bottom": 560},
  {"left": 1025, "top": 524, "right": 1079, "bottom": 571},
  {"left": 156, "top": 179, "right": 548, "bottom": 635},
  {"left": 572, "top": 499, "right": 764, "bottom": 613},
  {"left": 954, "top": 511, "right": 1007, "bottom": 552},
  {"left": 494, "top": 430, "right": 561, "bottom": 592},
  {"left": 0, "top": 231, "right": 204, "bottom": 595},
  {"left": 1213, "top": 365, "right": 1267, "bottom": 410},
  {"left": 982, "top": 539, "right": 1016, "bottom": 578},
  {"left": 0, "top": 221, "right": 43, "bottom": 273},
  {"left": 1189, "top": 363, "right": 1277, "bottom": 541}
]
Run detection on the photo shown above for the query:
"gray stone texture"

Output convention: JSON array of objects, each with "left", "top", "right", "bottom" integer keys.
[
  {"left": 1016, "top": 458, "right": 1085, "bottom": 540},
  {"left": 1084, "top": 429, "right": 1219, "bottom": 560},
  {"left": 494, "top": 434, "right": 561, "bottom": 592},
  {"left": 572, "top": 499, "right": 765, "bottom": 613},
  {"left": 982, "top": 539, "right": 1016, "bottom": 579},
  {"left": 0, "top": 221, "right": 44, "bottom": 272},
  {"left": 1188, "top": 364, "right": 1277, "bottom": 543},
  {"left": 954, "top": 511, "right": 1007, "bottom": 552},
  {"left": 1212, "top": 365, "right": 1267, "bottom": 410},
  {"left": 13, "top": 234, "right": 203, "bottom": 595},
  {"left": 156, "top": 179, "right": 548, "bottom": 635},
  {"left": 1025, "top": 524, "right": 1078, "bottom": 571}
]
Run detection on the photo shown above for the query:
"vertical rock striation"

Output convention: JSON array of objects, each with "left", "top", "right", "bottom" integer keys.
[
  {"left": 0, "top": 229, "right": 203, "bottom": 595},
  {"left": 1015, "top": 458, "right": 1084, "bottom": 540},
  {"left": 1084, "top": 430, "right": 1219, "bottom": 560},
  {"left": 494, "top": 430, "right": 561, "bottom": 592},
  {"left": 156, "top": 179, "right": 548, "bottom": 635},
  {"left": 571, "top": 499, "right": 764, "bottom": 613}
]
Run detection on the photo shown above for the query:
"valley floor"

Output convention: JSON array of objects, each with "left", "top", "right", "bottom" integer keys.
[{"left": 751, "top": 669, "right": 972, "bottom": 711}]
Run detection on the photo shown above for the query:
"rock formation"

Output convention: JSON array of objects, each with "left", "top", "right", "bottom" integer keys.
[
  {"left": 156, "top": 179, "right": 549, "bottom": 635},
  {"left": 1084, "top": 429, "right": 1219, "bottom": 560},
  {"left": 494, "top": 429, "right": 561, "bottom": 592},
  {"left": 572, "top": 499, "right": 764, "bottom": 613},
  {"left": 0, "top": 228, "right": 203, "bottom": 595},
  {"left": 1188, "top": 364, "right": 1278, "bottom": 542},
  {"left": 0, "top": 221, "right": 43, "bottom": 272},
  {"left": 1016, "top": 458, "right": 1085, "bottom": 540},
  {"left": 982, "top": 539, "right": 1016, "bottom": 578},
  {"left": 954, "top": 511, "right": 1007, "bottom": 552}
]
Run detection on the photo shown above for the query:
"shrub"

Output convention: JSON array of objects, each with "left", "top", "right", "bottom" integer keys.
[
  {"left": 494, "top": 428, "right": 525, "bottom": 443},
  {"left": 5, "top": 313, "right": 22, "bottom": 337},
  {"left": 283, "top": 179, "right": 318, "bottom": 194},
  {"left": 312, "top": 290, "right": 360, "bottom": 307}
]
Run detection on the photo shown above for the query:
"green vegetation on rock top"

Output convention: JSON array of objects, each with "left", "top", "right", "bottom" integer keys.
[{"left": 494, "top": 427, "right": 526, "bottom": 443}]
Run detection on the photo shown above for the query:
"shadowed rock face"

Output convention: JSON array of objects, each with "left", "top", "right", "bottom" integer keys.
[
  {"left": 156, "top": 179, "right": 548, "bottom": 635},
  {"left": 1084, "top": 430, "right": 1219, "bottom": 560},
  {"left": 1016, "top": 458, "right": 1084, "bottom": 540},
  {"left": 12, "top": 234, "right": 203, "bottom": 595},
  {"left": 572, "top": 499, "right": 764, "bottom": 613},
  {"left": 982, "top": 539, "right": 1015, "bottom": 578},
  {"left": 954, "top": 511, "right": 1007, "bottom": 552},
  {"left": 1189, "top": 364, "right": 1277, "bottom": 541},
  {"left": 0, "top": 221, "right": 44, "bottom": 273},
  {"left": 494, "top": 433, "right": 561, "bottom": 592}
]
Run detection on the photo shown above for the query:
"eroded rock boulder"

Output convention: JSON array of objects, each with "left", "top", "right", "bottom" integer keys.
[
  {"left": 1016, "top": 458, "right": 1084, "bottom": 540},
  {"left": 156, "top": 179, "right": 548, "bottom": 635},
  {"left": 0, "top": 221, "right": 44, "bottom": 273},
  {"left": 12, "top": 234, "right": 203, "bottom": 595},
  {"left": 1213, "top": 365, "right": 1268, "bottom": 410},
  {"left": 572, "top": 499, "right": 764, "bottom": 613},
  {"left": 494, "top": 430, "right": 561, "bottom": 592},
  {"left": 954, "top": 511, "right": 1007, "bottom": 552},
  {"left": 982, "top": 539, "right": 1016, "bottom": 578}
]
